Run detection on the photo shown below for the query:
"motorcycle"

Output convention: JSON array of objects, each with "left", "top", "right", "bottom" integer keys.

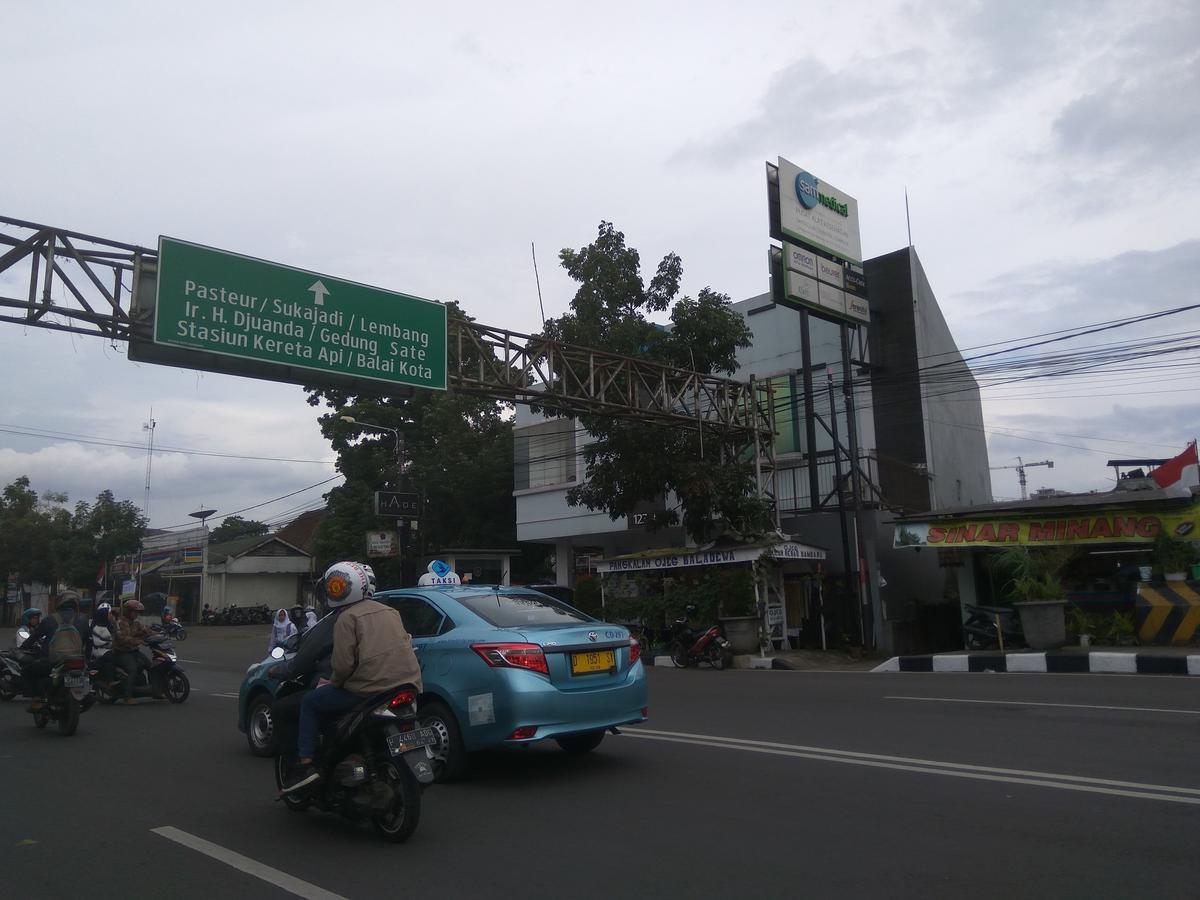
[
  {"left": 151, "top": 617, "right": 188, "bottom": 642},
  {"left": 271, "top": 655, "right": 435, "bottom": 843},
  {"left": 0, "top": 626, "right": 32, "bottom": 700},
  {"left": 962, "top": 603, "right": 1024, "bottom": 650},
  {"left": 31, "top": 654, "right": 95, "bottom": 736},
  {"left": 667, "top": 618, "right": 733, "bottom": 670},
  {"left": 93, "top": 634, "right": 190, "bottom": 704}
]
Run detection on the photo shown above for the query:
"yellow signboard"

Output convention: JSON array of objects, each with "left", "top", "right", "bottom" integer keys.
[{"left": 895, "top": 503, "right": 1199, "bottom": 549}]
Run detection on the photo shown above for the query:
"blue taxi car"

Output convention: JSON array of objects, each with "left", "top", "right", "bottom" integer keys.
[{"left": 238, "top": 585, "right": 648, "bottom": 779}]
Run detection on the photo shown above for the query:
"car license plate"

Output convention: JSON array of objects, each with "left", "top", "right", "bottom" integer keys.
[
  {"left": 64, "top": 673, "right": 87, "bottom": 688},
  {"left": 571, "top": 649, "right": 615, "bottom": 675},
  {"left": 386, "top": 727, "right": 437, "bottom": 757}
]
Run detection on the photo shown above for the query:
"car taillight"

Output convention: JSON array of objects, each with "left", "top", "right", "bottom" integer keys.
[
  {"left": 507, "top": 726, "right": 537, "bottom": 740},
  {"left": 471, "top": 643, "right": 549, "bottom": 676},
  {"left": 389, "top": 688, "right": 417, "bottom": 709},
  {"left": 629, "top": 637, "right": 641, "bottom": 665}
]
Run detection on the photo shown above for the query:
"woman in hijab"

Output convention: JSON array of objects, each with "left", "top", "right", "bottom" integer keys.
[
  {"left": 304, "top": 607, "right": 318, "bottom": 630},
  {"left": 269, "top": 608, "right": 298, "bottom": 651},
  {"left": 91, "top": 602, "right": 116, "bottom": 682}
]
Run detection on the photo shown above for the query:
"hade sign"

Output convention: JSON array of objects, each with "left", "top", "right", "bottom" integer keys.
[{"left": 151, "top": 237, "right": 447, "bottom": 390}]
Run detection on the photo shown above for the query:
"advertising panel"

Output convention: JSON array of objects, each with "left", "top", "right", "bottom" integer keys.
[
  {"left": 894, "top": 503, "right": 1200, "bottom": 549},
  {"left": 776, "top": 157, "right": 863, "bottom": 264}
]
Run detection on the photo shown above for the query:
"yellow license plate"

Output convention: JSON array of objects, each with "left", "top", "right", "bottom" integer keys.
[{"left": 570, "top": 649, "right": 615, "bottom": 675}]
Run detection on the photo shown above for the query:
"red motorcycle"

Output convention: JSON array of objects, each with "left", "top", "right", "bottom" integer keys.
[{"left": 667, "top": 612, "right": 732, "bottom": 670}]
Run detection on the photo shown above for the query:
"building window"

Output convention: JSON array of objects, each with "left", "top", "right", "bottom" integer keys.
[{"left": 515, "top": 419, "right": 577, "bottom": 489}]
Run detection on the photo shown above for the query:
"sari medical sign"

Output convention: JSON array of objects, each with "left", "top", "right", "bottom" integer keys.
[
  {"left": 776, "top": 157, "right": 862, "bottom": 265},
  {"left": 894, "top": 504, "right": 1200, "bottom": 549},
  {"left": 151, "top": 237, "right": 447, "bottom": 390}
]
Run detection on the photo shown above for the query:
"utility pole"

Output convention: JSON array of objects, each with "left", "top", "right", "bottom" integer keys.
[{"left": 137, "top": 410, "right": 156, "bottom": 602}]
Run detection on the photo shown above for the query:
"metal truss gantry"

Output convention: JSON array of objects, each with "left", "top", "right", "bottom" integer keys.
[{"left": 0, "top": 215, "right": 778, "bottom": 509}]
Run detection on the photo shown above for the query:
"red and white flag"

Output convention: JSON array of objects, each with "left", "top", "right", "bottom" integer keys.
[
  {"left": 96, "top": 561, "right": 107, "bottom": 586},
  {"left": 1151, "top": 440, "right": 1199, "bottom": 497}
]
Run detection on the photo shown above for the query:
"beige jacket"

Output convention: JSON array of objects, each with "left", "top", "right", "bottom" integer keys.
[{"left": 330, "top": 599, "right": 423, "bottom": 695}]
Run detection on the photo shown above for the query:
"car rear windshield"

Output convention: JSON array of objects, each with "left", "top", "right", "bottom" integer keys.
[{"left": 458, "top": 592, "right": 593, "bottom": 628}]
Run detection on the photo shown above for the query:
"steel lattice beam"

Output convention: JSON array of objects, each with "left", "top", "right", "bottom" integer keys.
[{"left": 0, "top": 215, "right": 776, "bottom": 501}]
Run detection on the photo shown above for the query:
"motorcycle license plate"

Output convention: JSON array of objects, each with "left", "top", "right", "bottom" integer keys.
[
  {"left": 386, "top": 727, "right": 437, "bottom": 757},
  {"left": 570, "top": 649, "right": 615, "bottom": 675},
  {"left": 64, "top": 673, "right": 87, "bottom": 688}
]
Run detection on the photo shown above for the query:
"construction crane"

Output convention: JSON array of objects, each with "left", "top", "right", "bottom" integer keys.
[{"left": 990, "top": 457, "right": 1054, "bottom": 501}]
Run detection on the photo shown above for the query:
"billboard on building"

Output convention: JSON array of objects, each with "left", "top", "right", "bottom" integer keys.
[{"left": 775, "top": 157, "right": 863, "bottom": 265}]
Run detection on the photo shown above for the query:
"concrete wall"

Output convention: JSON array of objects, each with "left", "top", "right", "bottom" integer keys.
[{"left": 203, "top": 573, "right": 302, "bottom": 610}]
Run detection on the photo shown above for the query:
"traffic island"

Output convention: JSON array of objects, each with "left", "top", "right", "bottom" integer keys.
[{"left": 872, "top": 648, "right": 1200, "bottom": 675}]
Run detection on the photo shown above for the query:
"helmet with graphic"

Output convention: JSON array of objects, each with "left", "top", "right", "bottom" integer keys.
[
  {"left": 323, "top": 561, "right": 373, "bottom": 609},
  {"left": 361, "top": 564, "right": 377, "bottom": 595}
]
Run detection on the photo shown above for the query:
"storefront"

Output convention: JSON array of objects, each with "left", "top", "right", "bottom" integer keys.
[{"left": 594, "top": 538, "right": 827, "bottom": 651}]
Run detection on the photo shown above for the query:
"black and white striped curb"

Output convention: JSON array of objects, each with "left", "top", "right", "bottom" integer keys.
[{"left": 873, "top": 651, "right": 1200, "bottom": 676}]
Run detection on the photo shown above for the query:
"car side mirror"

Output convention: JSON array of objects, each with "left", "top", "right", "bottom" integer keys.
[{"left": 270, "top": 646, "right": 286, "bottom": 660}]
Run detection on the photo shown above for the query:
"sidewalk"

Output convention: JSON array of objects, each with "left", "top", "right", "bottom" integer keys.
[
  {"left": 649, "top": 649, "right": 882, "bottom": 671},
  {"left": 873, "top": 645, "right": 1200, "bottom": 676}
]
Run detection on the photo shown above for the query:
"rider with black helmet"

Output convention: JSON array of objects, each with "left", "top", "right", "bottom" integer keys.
[{"left": 20, "top": 591, "right": 89, "bottom": 710}]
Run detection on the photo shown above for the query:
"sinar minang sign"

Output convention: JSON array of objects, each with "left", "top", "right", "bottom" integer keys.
[{"left": 895, "top": 504, "right": 1198, "bottom": 549}]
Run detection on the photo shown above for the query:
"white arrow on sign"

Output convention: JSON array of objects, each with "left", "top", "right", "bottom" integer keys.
[{"left": 308, "top": 280, "right": 329, "bottom": 306}]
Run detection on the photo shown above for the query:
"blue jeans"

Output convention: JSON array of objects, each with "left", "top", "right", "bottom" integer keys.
[{"left": 297, "top": 684, "right": 366, "bottom": 760}]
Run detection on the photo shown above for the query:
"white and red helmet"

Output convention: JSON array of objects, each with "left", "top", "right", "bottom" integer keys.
[{"left": 323, "top": 561, "right": 373, "bottom": 609}]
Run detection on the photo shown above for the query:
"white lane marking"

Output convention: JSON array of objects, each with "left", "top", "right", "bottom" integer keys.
[
  {"left": 885, "top": 695, "right": 1200, "bottom": 716},
  {"left": 622, "top": 726, "right": 1200, "bottom": 802},
  {"left": 152, "top": 826, "right": 347, "bottom": 900},
  {"left": 210, "top": 692, "right": 240, "bottom": 698}
]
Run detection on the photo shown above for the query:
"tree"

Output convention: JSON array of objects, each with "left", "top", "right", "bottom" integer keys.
[
  {"left": 540, "top": 222, "right": 770, "bottom": 542},
  {"left": 209, "top": 516, "right": 270, "bottom": 545},
  {"left": 0, "top": 478, "right": 144, "bottom": 592},
  {"left": 305, "top": 303, "right": 525, "bottom": 586}
]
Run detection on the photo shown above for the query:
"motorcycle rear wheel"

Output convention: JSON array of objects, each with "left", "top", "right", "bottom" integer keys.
[
  {"left": 706, "top": 645, "right": 728, "bottom": 671},
  {"left": 372, "top": 762, "right": 421, "bottom": 843},
  {"left": 174, "top": 628, "right": 188, "bottom": 642},
  {"left": 58, "top": 697, "right": 80, "bottom": 736},
  {"left": 668, "top": 642, "right": 690, "bottom": 668}
]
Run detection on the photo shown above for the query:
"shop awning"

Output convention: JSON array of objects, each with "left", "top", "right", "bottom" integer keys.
[{"left": 595, "top": 541, "right": 825, "bottom": 574}]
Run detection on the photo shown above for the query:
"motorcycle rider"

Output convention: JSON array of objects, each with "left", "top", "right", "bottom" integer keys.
[
  {"left": 20, "top": 592, "right": 88, "bottom": 710},
  {"left": 280, "top": 560, "right": 421, "bottom": 794},
  {"left": 16, "top": 608, "right": 42, "bottom": 645},
  {"left": 111, "top": 599, "right": 151, "bottom": 704},
  {"left": 90, "top": 603, "right": 116, "bottom": 683}
]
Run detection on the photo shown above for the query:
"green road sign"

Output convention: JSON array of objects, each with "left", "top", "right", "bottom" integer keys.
[{"left": 153, "top": 237, "right": 447, "bottom": 390}]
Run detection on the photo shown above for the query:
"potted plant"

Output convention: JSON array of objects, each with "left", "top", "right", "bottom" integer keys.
[
  {"left": 1154, "top": 534, "right": 1197, "bottom": 582},
  {"left": 996, "top": 546, "right": 1073, "bottom": 650}
]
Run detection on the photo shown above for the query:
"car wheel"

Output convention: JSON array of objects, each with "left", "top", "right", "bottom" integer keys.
[
  {"left": 246, "top": 693, "right": 277, "bottom": 757},
  {"left": 556, "top": 730, "right": 604, "bottom": 754},
  {"left": 419, "top": 699, "right": 466, "bottom": 782}
]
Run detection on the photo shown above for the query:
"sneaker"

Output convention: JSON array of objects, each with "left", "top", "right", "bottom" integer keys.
[{"left": 281, "top": 763, "right": 321, "bottom": 794}]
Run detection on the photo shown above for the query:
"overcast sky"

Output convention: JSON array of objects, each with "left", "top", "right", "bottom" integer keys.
[{"left": 1, "top": 0, "right": 1197, "bottom": 530}]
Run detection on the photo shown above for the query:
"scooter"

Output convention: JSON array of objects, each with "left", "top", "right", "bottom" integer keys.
[
  {"left": 0, "top": 626, "right": 32, "bottom": 700},
  {"left": 271, "top": 649, "right": 435, "bottom": 843},
  {"left": 667, "top": 618, "right": 733, "bottom": 670},
  {"left": 151, "top": 616, "right": 188, "bottom": 642},
  {"left": 961, "top": 603, "right": 1024, "bottom": 650},
  {"left": 93, "top": 634, "right": 190, "bottom": 704}
]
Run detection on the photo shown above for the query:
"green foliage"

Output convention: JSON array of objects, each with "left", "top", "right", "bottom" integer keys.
[
  {"left": 1067, "top": 606, "right": 1138, "bottom": 645},
  {"left": 305, "top": 302, "right": 518, "bottom": 585},
  {"left": 1153, "top": 533, "right": 1197, "bottom": 573},
  {"left": 600, "top": 566, "right": 756, "bottom": 628},
  {"left": 0, "top": 478, "right": 145, "bottom": 591},
  {"left": 572, "top": 574, "right": 603, "bottom": 616},
  {"left": 541, "top": 222, "right": 770, "bottom": 542},
  {"left": 209, "top": 515, "right": 269, "bottom": 544},
  {"left": 993, "top": 545, "right": 1074, "bottom": 603}
]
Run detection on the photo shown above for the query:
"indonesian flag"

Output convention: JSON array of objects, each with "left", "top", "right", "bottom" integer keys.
[
  {"left": 96, "top": 561, "right": 106, "bottom": 586},
  {"left": 1151, "top": 440, "right": 1199, "bottom": 497}
]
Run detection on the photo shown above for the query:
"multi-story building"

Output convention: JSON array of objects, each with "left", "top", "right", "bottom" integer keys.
[{"left": 514, "top": 245, "right": 990, "bottom": 653}]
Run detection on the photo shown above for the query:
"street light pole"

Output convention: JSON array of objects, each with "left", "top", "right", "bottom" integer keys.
[{"left": 339, "top": 416, "right": 404, "bottom": 485}]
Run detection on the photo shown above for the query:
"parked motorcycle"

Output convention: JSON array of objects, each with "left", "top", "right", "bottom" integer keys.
[
  {"left": 31, "top": 654, "right": 95, "bottom": 735},
  {"left": 272, "top": 660, "right": 435, "bottom": 842},
  {"left": 93, "top": 634, "right": 190, "bottom": 704},
  {"left": 667, "top": 617, "right": 733, "bottom": 670},
  {"left": 961, "top": 603, "right": 1024, "bottom": 650}
]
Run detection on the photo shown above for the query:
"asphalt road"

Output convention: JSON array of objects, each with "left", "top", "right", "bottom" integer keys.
[{"left": 4, "top": 627, "right": 1200, "bottom": 899}]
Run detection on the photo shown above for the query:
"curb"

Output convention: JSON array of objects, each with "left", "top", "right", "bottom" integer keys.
[{"left": 872, "top": 651, "right": 1200, "bottom": 676}]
